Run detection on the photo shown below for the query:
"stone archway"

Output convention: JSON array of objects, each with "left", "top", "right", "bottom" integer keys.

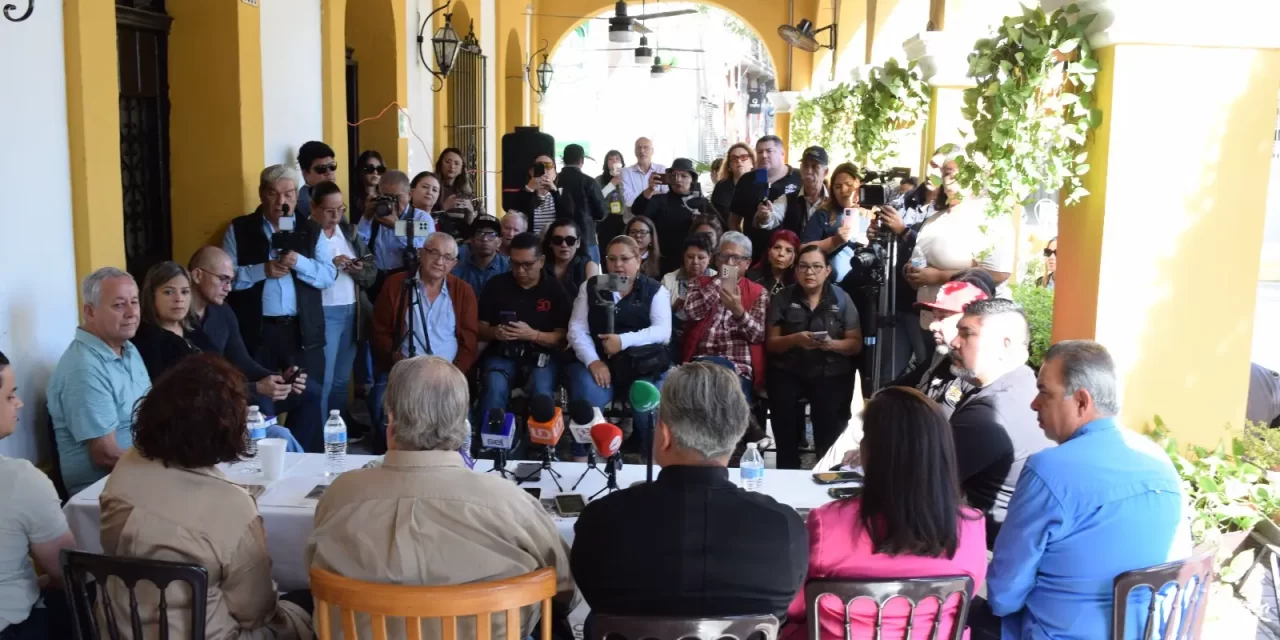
[{"left": 342, "top": 0, "right": 408, "bottom": 172}]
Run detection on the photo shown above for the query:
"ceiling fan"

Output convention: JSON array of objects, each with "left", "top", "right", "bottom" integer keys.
[
  {"left": 533, "top": 0, "right": 697, "bottom": 43},
  {"left": 593, "top": 35, "right": 702, "bottom": 67}
]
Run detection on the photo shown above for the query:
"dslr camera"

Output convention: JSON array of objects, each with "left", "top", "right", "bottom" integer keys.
[
  {"left": 858, "top": 167, "right": 912, "bottom": 208},
  {"left": 374, "top": 194, "right": 401, "bottom": 218}
]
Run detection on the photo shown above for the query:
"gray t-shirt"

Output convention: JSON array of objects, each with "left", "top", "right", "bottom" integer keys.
[
  {"left": 1248, "top": 363, "right": 1280, "bottom": 426},
  {"left": 0, "top": 456, "right": 69, "bottom": 631}
]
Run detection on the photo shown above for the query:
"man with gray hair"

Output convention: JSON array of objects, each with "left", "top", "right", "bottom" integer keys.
[
  {"left": 47, "top": 267, "right": 151, "bottom": 495},
  {"left": 356, "top": 168, "right": 434, "bottom": 281},
  {"left": 946, "top": 298, "right": 1053, "bottom": 547},
  {"left": 681, "top": 231, "right": 769, "bottom": 403},
  {"left": 571, "top": 361, "right": 807, "bottom": 620},
  {"left": 977, "top": 340, "right": 1190, "bottom": 640},
  {"left": 223, "top": 164, "right": 336, "bottom": 451},
  {"left": 307, "top": 355, "right": 576, "bottom": 637}
]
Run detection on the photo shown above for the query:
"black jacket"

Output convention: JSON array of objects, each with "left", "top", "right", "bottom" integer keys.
[
  {"left": 949, "top": 365, "right": 1055, "bottom": 547},
  {"left": 225, "top": 210, "right": 326, "bottom": 355},
  {"left": 631, "top": 191, "right": 707, "bottom": 275},
  {"left": 510, "top": 186, "right": 575, "bottom": 231},
  {"left": 709, "top": 177, "right": 735, "bottom": 227},
  {"left": 729, "top": 168, "right": 802, "bottom": 264},
  {"left": 570, "top": 465, "right": 808, "bottom": 620},
  {"left": 557, "top": 166, "right": 607, "bottom": 249},
  {"left": 131, "top": 321, "right": 198, "bottom": 381}
]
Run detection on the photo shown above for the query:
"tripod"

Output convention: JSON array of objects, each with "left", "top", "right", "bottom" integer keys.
[
  {"left": 572, "top": 447, "right": 608, "bottom": 490},
  {"left": 391, "top": 247, "right": 428, "bottom": 360},
  {"left": 485, "top": 447, "right": 512, "bottom": 479},
  {"left": 861, "top": 238, "right": 900, "bottom": 393},
  {"left": 516, "top": 445, "right": 564, "bottom": 491},
  {"left": 589, "top": 456, "right": 621, "bottom": 500}
]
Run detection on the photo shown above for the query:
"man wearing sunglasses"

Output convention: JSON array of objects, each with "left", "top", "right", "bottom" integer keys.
[
  {"left": 451, "top": 214, "right": 510, "bottom": 298},
  {"left": 295, "top": 141, "right": 338, "bottom": 219}
]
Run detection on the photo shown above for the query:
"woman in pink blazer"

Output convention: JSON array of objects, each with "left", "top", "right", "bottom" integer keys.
[{"left": 782, "top": 386, "right": 988, "bottom": 640}]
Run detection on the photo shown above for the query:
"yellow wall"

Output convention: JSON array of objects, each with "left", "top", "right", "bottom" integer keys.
[
  {"left": 815, "top": 0, "right": 869, "bottom": 83},
  {"left": 346, "top": 0, "right": 408, "bottom": 172},
  {"left": 1053, "top": 44, "right": 1280, "bottom": 446},
  {"left": 321, "top": 0, "right": 349, "bottom": 194},
  {"left": 63, "top": 0, "right": 126, "bottom": 290},
  {"left": 167, "top": 0, "right": 264, "bottom": 265}
]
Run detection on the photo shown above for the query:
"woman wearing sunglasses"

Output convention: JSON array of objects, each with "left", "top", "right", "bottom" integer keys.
[
  {"left": 541, "top": 219, "right": 600, "bottom": 302},
  {"left": 350, "top": 149, "right": 386, "bottom": 221},
  {"left": 710, "top": 142, "right": 755, "bottom": 227},
  {"left": 1037, "top": 236, "right": 1057, "bottom": 289}
]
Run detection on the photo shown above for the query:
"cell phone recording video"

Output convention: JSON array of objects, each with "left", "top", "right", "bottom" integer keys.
[
  {"left": 532, "top": 162, "right": 546, "bottom": 179},
  {"left": 283, "top": 367, "right": 305, "bottom": 385}
]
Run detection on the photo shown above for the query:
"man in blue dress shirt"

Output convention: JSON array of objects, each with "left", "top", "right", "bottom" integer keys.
[
  {"left": 980, "top": 340, "right": 1191, "bottom": 639},
  {"left": 355, "top": 169, "right": 433, "bottom": 303},
  {"left": 222, "top": 164, "right": 337, "bottom": 451}
]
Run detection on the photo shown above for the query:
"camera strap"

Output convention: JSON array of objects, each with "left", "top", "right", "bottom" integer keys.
[{"left": 411, "top": 280, "right": 434, "bottom": 356}]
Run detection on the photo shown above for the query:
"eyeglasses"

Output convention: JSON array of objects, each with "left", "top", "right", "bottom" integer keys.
[
  {"left": 311, "top": 163, "right": 338, "bottom": 174},
  {"left": 362, "top": 164, "right": 387, "bottom": 175},
  {"left": 797, "top": 263, "right": 826, "bottom": 273},
  {"left": 550, "top": 235, "right": 578, "bottom": 247},
  {"left": 511, "top": 258, "right": 541, "bottom": 271},
  {"left": 729, "top": 153, "right": 752, "bottom": 163},
  {"left": 628, "top": 228, "right": 651, "bottom": 238},
  {"left": 1043, "top": 248, "right": 1057, "bottom": 257},
  {"left": 606, "top": 254, "right": 637, "bottom": 264},
  {"left": 195, "top": 268, "right": 234, "bottom": 289},
  {"left": 718, "top": 253, "right": 750, "bottom": 265},
  {"left": 422, "top": 248, "right": 458, "bottom": 264},
  {"left": 320, "top": 206, "right": 348, "bottom": 217}
]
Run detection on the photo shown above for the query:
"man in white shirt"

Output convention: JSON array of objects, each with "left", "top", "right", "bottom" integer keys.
[
  {"left": 621, "top": 137, "right": 667, "bottom": 216},
  {"left": 565, "top": 236, "right": 672, "bottom": 458}
]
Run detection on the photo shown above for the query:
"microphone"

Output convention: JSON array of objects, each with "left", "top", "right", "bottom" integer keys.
[
  {"left": 590, "top": 423, "right": 624, "bottom": 460},
  {"left": 567, "top": 399, "right": 603, "bottom": 446},
  {"left": 629, "top": 380, "right": 661, "bottom": 483},
  {"left": 480, "top": 408, "right": 516, "bottom": 450},
  {"left": 527, "top": 395, "right": 564, "bottom": 447}
]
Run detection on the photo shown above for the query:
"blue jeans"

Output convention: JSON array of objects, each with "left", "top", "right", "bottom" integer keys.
[
  {"left": 321, "top": 304, "right": 358, "bottom": 421},
  {"left": 587, "top": 244, "right": 601, "bottom": 264},
  {"left": 565, "top": 361, "right": 665, "bottom": 457},
  {"left": 354, "top": 341, "right": 374, "bottom": 386},
  {"left": 479, "top": 355, "right": 560, "bottom": 457}
]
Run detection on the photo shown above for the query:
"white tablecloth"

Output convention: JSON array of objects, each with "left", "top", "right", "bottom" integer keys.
[{"left": 63, "top": 453, "right": 836, "bottom": 592}]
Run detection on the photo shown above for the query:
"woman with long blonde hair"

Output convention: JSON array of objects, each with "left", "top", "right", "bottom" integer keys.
[{"left": 709, "top": 142, "right": 755, "bottom": 227}]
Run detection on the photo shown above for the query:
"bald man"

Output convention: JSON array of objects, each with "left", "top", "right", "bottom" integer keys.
[
  {"left": 187, "top": 247, "right": 309, "bottom": 451},
  {"left": 622, "top": 137, "right": 667, "bottom": 214}
]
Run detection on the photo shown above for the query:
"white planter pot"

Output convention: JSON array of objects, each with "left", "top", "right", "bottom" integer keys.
[
  {"left": 903, "top": 31, "right": 975, "bottom": 88},
  {"left": 767, "top": 91, "right": 802, "bottom": 114}
]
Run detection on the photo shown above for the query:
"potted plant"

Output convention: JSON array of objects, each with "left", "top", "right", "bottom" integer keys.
[{"left": 849, "top": 58, "right": 930, "bottom": 168}]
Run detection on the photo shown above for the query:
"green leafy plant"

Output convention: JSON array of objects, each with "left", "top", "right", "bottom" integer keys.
[
  {"left": 791, "top": 95, "right": 819, "bottom": 154},
  {"left": 1010, "top": 282, "right": 1053, "bottom": 367},
  {"left": 849, "top": 58, "right": 930, "bottom": 168},
  {"left": 947, "top": 2, "right": 1102, "bottom": 219}
]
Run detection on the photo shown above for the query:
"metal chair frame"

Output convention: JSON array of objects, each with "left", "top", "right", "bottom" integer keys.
[{"left": 804, "top": 576, "right": 975, "bottom": 640}]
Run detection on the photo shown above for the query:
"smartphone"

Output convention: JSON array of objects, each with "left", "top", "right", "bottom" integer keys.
[
  {"left": 720, "top": 264, "right": 739, "bottom": 287},
  {"left": 859, "top": 184, "right": 888, "bottom": 207},
  {"left": 499, "top": 311, "right": 518, "bottom": 325},
  {"left": 356, "top": 253, "right": 373, "bottom": 263},
  {"left": 828, "top": 486, "right": 863, "bottom": 499},
  {"left": 653, "top": 172, "right": 667, "bottom": 185},
  {"left": 523, "top": 487, "right": 542, "bottom": 499},
  {"left": 515, "top": 462, "right": 542, "bottom": 481},
  {"left": 532, "top": 162, "right": 546, "bottom": 179},
  {"left": 555, "top": 493, "right": 588, "bottom": 517},
  {"left": 282, "top": 367, "right": 305, "bottom": 385},
  {"left": 812, "top": 331, "right": 830, "bottom": 343},
  {"left": 812, "top": 470, "right": 864, "bottom": 485}
]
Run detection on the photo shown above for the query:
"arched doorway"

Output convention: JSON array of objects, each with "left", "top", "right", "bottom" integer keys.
[{"left": 344, "top": 0, "right": 408, "bottom": 172}]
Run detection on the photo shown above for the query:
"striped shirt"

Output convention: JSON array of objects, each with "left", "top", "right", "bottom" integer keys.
[{"left": 532, "top": 192, "right": 558, "bottom": 236}]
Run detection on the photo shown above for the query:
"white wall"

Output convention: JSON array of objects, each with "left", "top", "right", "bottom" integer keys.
[
  {"left": 261, "top": 0, "right": 324, "bottom": 168},
  {"left": 406, "top": 0, "right": 436, "bottom": 175},
  {"left": 481, "top": 0, "right": 497, "bottom": 215},
  {"left": 0, "top": 5, "right": 83, "bottom": 462}
]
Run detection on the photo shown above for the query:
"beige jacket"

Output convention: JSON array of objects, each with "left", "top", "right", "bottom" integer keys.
[
  {"left": 305, "top": 449, "right": 577, "bottom": 640},
  {"left": 99, "top": 449, "right": 312, "bottom": 640}
]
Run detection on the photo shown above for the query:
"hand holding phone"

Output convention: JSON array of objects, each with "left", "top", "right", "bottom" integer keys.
[
  {"left": 812, "top": 331, "right": 830, "bottom": 343},
  {"left": 282, "top": 367, "right": 305, "bottom": 385},
  {"left": 499, "top": 311, "right": 518, "bottom": 326}
]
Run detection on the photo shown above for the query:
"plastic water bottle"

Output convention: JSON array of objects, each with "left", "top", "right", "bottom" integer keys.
[
  {"left": 245, "top": 406, "right": 267, "bottom": 472},
  {"left": 324, "top": 410, "right": 348, "bottom": 477},
  {"left": 740, "top": 442, "right": 765, "bottom": 492}
]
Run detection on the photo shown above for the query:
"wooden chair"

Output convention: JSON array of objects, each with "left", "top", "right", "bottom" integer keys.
[
  {"left": 1112, "top": 547, "right": 1216, "bottom": 640},
  {"left": 61, "top": 549, "right": 209, "bottom": 640},
  {"left": 588, "top": 613, "right": 779, "bottom": 640},
  {"left": 804, "top": 576, "right": 975, "bottom": 640},
  {"left": 309, "top": 566, "right": 558, "bottom": 640}
]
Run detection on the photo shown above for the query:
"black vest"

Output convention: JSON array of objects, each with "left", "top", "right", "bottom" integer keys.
[
  {"left": 773, "top": 283, "right": 854, "bottom": 376},
  {"left": 587, "top": 274, "right": 660, "bottom": 350},
  {"left": 226, "top": 210, "right": 326, "bottom": 355}
]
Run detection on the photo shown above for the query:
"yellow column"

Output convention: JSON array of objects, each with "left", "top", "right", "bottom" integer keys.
[
  {"left": 321, "top": 0, "right": 349, "bottom": 194},
  {"left": 64, "top": 0, "right": 125, "bottom": 287},
  {"left": 1046, "top": 0, "right": 1280, "bottom": 447},
  {"left": 167, "top": 0, "right": 264, "bottom": 263}
]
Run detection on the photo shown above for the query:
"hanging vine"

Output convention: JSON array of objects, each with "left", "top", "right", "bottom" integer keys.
[
  {"left": 850, "top": 58, "right": 930, "bottom": 168},
  {"left": 947, "top": 2, "right": 1103, "bottom": 218}
]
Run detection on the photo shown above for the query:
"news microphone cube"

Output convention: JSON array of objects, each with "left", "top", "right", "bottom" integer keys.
[{"left": 278, "top": 216, "right": 297, "bottom": 232}]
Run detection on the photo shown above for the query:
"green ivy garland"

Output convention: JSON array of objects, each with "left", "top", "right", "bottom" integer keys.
[
  {"left": 947, "top": 2, "right": 1102, "bottom": 218},
  {"left": 850, "top": 58, "right": 930, "bottom": 168}
]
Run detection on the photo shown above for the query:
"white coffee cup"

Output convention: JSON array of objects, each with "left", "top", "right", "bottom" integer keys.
[{"left": 258, "top": 438, "right": 288, "bottom": 481}]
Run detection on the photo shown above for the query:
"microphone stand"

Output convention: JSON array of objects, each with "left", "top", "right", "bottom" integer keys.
[
  {"left": 590, "top": 455, "right": 621, "bottom": 500},
  {"left": 517, "top": 444, "right": 563, "bottom": 491},
  {"left": 572, "top": 447, "right": 608, "bottom": 490},
  {"left": 485, "top": 447, "right": 512, "bottom": 479}
]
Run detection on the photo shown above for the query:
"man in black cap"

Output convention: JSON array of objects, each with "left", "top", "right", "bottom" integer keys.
[
  {"left": 784, "top": 146, "right": 831, "bottom": 232},
  {"left": 632, "top": 158, "right": 708, "bottom": 275},
  {"left": 556, "top": 143, "right": 608, "bottom": 263},
  {"left": 451, "top": 213, "right": 511, "bottom": 298}
]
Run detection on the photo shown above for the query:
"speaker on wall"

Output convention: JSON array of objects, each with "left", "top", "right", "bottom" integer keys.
[{"left": 501, "top": 127, "right": 555, "bottom": 212}]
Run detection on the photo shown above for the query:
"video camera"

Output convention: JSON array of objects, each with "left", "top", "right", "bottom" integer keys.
[{"left": 858, "top": 166, "right": 913, "bottom": 209}]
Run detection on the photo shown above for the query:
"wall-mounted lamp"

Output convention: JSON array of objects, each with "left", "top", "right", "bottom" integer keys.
[
  {"left": 528, "top": 40, "right": 554, "bottom": 101},
  {"left": 4, "top": 0, "right": 35, "bottom": 22},
  {"left": 416, "top": 1, "right": 461, "bottom": 92}
]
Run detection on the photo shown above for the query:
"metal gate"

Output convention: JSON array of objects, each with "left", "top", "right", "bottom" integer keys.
[
  {"left": 117, "top": 0, "right": 173, "bottom": 278},
  {"left": 446, "top": 26, "right": 487, "bottom": 208}
]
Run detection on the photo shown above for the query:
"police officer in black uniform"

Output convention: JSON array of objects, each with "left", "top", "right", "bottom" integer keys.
[{"left": 764, "top": 246, "right": 862, "bottom": 468}]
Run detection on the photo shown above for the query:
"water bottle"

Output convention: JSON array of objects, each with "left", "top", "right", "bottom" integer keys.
[
  {"left": 324, "top": 410, "right": 348, "bottom": 477},
  {"left": 245, "top": 406, "right": 267, "bottom": 472},
  {"left": 740, "top": 442, "right": 765, "bottom": 492}
]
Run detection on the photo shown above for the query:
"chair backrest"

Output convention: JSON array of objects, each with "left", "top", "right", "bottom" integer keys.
[
  {"left": 309, "top": 566, "right": 558, "bottom": 640},
  {"left": 588, "top": 614, "right": 780, "bottom": 640},
  {"left": 61, "top": 549, "right": 209, "bottom": 640},
  {"left": 804, "top": 576, "right": 975, "bottom": 640},
  {"left": 45, "top": 414, "right": 70, "bottom": 502},
  {"left": 1112, "top": 547, "right": 1216, "bottom": 640}
]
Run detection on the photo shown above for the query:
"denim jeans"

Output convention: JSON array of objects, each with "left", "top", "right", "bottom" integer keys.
[
  {"left": 564, "top": 361, "right": 665, "bottom": 456},
  {"left": 479, "top": 355, "right": 560, "bottom": 457},
  {"left": 321, "top": 304, "right": 358, "bottom": 421},
  {"left": 586, "top": 244, "right": 601, "bottom": 264}
]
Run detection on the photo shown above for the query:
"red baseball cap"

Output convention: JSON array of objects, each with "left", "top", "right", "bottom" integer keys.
[{"left": 916, "top": 281, "right": 988, "bottom": 314}]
